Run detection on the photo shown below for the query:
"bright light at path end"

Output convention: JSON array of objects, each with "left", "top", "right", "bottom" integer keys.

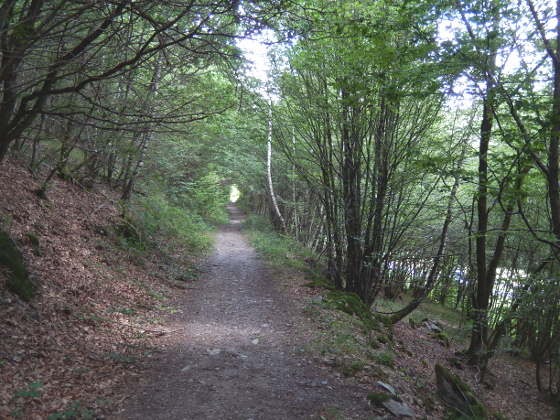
[{"left": 230, "top": 185, "right": 240, "bottom": 203}]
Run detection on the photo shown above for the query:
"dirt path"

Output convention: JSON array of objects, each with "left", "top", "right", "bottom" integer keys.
[{"left": 112, "top": 205, "right": 374, "bottom": 420}]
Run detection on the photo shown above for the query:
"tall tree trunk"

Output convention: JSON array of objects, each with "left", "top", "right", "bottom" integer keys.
[
  {"left": 267, "top": 107, "right": 286, "bottom": 233},
  {"left": 455, "top": 0, "right": 508, "bottom": 371},
  {"left": 363, "top": 95, "right": 394, "bottom": 305},
  {"left": 341, "top": 88, "right": 364, "bottom": 297},
  {"left": 468, "top": 76, "right": 494, "bottom": 366},
  {"left": 121, "top": 53, "right": 162, "bottom": 201}
]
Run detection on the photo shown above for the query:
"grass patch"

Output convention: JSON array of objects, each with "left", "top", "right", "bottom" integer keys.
[
  {"left": 117, "top": 193, "right": 214, "bottom": 257},
  {"left": 242, "top": 215, "right": 319, "bottom": 274},
  {"left": 374, "top": 351, "right": 394, "bottom": 368}
]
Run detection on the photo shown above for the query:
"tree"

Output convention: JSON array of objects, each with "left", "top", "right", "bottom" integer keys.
[
  {"left": 0, "top": 0, "right": 282, "bottom": 168},
  {"left": 266, "top": 104, "right": 287, "bottom": 232},
  {"left": 389, "top": 131, "right": 467, "bottom": 323},
  {"left": 270, "top": 0, "right": 444, "bottom": 304}
]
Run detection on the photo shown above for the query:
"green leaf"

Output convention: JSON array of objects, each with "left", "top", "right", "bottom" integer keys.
[
  {"left": 14, "top": 389, "right": 41, "bottom": 398},
  {"left": 14, "top": 382, "right": 43, "bottom": 397}
]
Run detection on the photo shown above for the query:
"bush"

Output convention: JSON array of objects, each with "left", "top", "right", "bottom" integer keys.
[
  {"left": 121, "top": 193, "right": 213, "bottom": 254},
  {"left": 242, "top": 214, "right": 275, "bottom": 233},
  {"left": 164, "top": 173, "right": 230, "bottom": 225}
]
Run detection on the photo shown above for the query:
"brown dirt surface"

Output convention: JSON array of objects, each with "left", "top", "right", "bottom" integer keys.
[
  {"left": 389, "top": 321, "right": 558, "bottom": 420},
  {"left": 111, "top": 205, "right": 377, "bottom": 419},
  {"left": 1, "top": 155, "right": 558, "bottom": 420}
]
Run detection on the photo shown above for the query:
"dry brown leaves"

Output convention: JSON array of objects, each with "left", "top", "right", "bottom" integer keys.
[
  {"left": 0, "top": 156, "right": 191, "bottom": 419},
  {"left": 387, "top": 322, "right": 557, "bottom": 419}
]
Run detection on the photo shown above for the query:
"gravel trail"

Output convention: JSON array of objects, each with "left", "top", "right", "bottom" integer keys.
[{"left": 113, "top": 205, "right": 373, "bottom": 420}]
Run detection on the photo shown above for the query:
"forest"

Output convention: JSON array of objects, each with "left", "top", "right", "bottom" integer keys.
[{"left": 0, "top": 0, "right": 559, "bottom": 418}]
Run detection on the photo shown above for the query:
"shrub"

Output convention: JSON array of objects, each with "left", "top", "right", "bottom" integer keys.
[
  {"left": 122, "top": 193, "right": 213, "bottom": 254},
  {"left": 375, "top": 351, "right": 394, "bottom": 368}
]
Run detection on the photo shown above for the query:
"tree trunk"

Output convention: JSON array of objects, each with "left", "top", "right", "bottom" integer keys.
[
  {"left": 455, "top": 0, "right": 507, "bottom": 371},
  {"left": 468, "top": 79, "right": 494, "bottom": 366},
  {"left": 266, "top": 108, "right": 287, "bottom": 233},
  {"left": 121, "top": 53, "right": 162, "bottom": 201}
]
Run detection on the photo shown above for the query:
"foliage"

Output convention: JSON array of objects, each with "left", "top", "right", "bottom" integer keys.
[
  {"left": 0, "top": 0, "right": 285, "bottom": 167},
  {"left": 11, "top": 382, "right": 43, "bottom": 418},
  {"left": 265, "top": 0, "right": 447, "bottom": 306},
  {"left": 243, "top": 214, "right": 318, "bottom": 270},
  {"left": 163, "top": 173, "right": 231, "bottom": 226},
  {"left": 14, "top": 382, "right": 43, "bottom": 399},
  {"left": 242, "top": 214, "right": 276, "bottom": 234},
  {"left": 121, "top": 192, "right": 214, "bottom": 255},
  {"left": 46, "top": 400, "right": 104, "bottom": 420},
  {"left": 374, "top": 351, "right": 395, "bottom": 368}
]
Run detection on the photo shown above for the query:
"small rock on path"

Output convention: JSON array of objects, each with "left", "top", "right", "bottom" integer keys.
[{"left": 112, "top": 205, "right": 374, "bottom": 420}]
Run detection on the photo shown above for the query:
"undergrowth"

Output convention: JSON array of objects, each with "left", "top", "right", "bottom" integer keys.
[
  {"left": 242, "top": 214, "right": 317, "bottom": 272},
  {"left": 374, "top": 293, "right": 472, "bottom": 346},
  {"left": 117, "top": 192, "right": 214, "bottom": 256},
  {"left": 243, "top": 214, "right": 395, "bottom": 380},
  {"left": 241, "top": 212, "right": 523, "bottom": 420}
]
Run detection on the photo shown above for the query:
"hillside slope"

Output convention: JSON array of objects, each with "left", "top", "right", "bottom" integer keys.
[{"left": 0, "top": 156, "right": 193, "bottom": 419}]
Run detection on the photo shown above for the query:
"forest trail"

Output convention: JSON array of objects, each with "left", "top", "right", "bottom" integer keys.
[{"left": 112, "top": 205, "right": 373, "bottom": 420}]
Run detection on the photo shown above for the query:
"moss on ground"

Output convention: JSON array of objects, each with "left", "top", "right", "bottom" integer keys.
[
  {"left": 324, "top": 290, "right": 393, "bottom": 333},
  {"left": 367, "top": 392, "right": 394, "bottom": 404},
  {"left": 25, "top": 232, "right": 42, "bottom": 256},
  {"left": 0, "top": 228, "right": 33, "bottom": 301},
  {"left": 435, "top": 363, "right": 489, "bottom": 419},
  {"left": 430, "top": 332, "right": 450, "bottom": 347}
]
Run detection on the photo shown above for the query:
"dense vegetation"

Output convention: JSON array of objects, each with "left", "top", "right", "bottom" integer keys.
[{"left": 1, "top": 0, "right": 560, "bottom": 410}]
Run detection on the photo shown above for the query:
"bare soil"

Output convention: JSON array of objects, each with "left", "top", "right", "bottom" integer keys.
[{"left": 111, "top": 205, "right": 377, "bottom": 419}]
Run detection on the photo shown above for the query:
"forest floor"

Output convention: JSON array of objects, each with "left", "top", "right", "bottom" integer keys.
[{"left": 0, "top": 155, "right": 558, "bottom": 419}]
